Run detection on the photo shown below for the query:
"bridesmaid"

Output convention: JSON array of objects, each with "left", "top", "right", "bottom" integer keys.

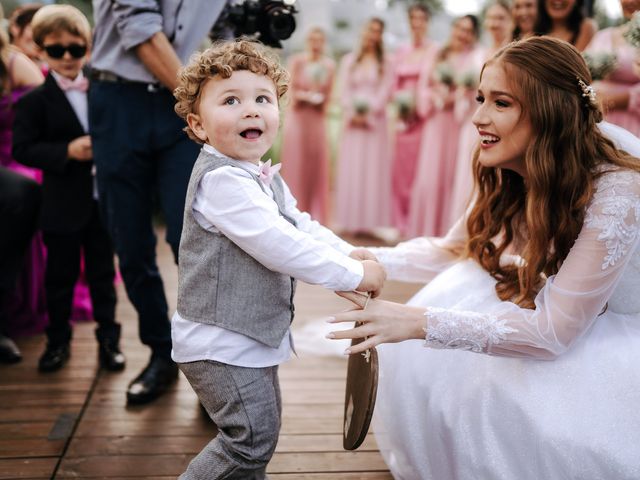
[
  {"left": 449, "top": 1, "right": 513, "bottom": 225},
  {"left": 408, "top": 15, "right": 480, "bottom": 238},
  {"left": 585, "top": 0, "right": 640, "bottom": 137},
  {"left": 389, "top": 4, "right": 439, "bottom": 236},
  {"left": 334, "top": 18, "right": 393, "bottom": 235},
  {"left": 535, "top": 0, "right": 597, "bottom": 51},
  {"left": 0, "top": 13, "right": 46, "bottom": 336},
  {"left": 512, "top": 0, "right": 538, "bottom": 40},
  {"left": 280, "top": 27, "right": 335, "bottom": 223}
]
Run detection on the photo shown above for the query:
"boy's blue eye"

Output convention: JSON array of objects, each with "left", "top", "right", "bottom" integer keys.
[
  {"left": 256, "top": 95, "right": 270, "bottom": 103},
  {"left": 224, "top": 97, "right": 238, "bottom": 105}
]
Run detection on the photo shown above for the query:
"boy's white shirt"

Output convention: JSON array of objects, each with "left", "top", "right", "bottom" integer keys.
[
  {"left": 51, "top": 70, "right": 97, "bottom": 199},
  {"left": 51, "top": 70, "right": 88, "bottom": 132},
  {"left": 171, "top": 143, "right": 363, "bottom": 367}
]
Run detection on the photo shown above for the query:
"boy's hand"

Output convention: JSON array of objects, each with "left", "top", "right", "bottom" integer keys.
[
  {"left": 356, "top": 259, "right": 386, "bottom": 298},
  {"left": 349, "top": 248, "right": 378, "bottom": 263},
  {"left": 68, "top": 135, "right": 93, "bottom": 161}
]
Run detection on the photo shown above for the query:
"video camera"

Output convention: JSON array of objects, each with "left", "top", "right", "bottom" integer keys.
[{"left": 211, "top": 0, "right": 298, "bottom": 49}]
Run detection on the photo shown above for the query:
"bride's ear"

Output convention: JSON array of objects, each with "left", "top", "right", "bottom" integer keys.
[{"left": 336, "top": 291, "right": 368, "bottom": 308}]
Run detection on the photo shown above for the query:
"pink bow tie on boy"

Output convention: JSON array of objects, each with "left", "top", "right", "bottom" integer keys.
[
  {"left": 258, "top": 159, "right": 281, "bottom": 186},
  {"left": 57, "top": 75, "right": 89, "bottom": 92}
]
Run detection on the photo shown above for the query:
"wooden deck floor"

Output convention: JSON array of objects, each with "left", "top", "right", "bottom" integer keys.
[{"left": 0, "top": 231, "right": 421, "bottom": 479}]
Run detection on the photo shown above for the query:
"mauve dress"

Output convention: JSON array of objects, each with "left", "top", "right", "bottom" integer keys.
[
  {"left": 586, "top": 28, "right": 640, "bottom": 137},
  {"left": 280, "top": 53, "right": 335, "bottom": 224},
  {"left": 408, "top": 48, "right": 481, "bottom": 238},
  {"left": 334, "top": 53, "right": 393, "bottom": 233},
  {"left": 390, "top": 41, "right": 439, "bottom": 236}
]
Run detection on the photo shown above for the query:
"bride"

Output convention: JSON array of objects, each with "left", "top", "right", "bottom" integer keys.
[{"left": 329, "top": 37, "right": 640, "bottom": 479}]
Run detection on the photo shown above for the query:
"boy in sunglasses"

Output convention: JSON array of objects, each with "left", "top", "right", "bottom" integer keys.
[{"left": 12, "top": 4, "right": 123, "bottom": 373}]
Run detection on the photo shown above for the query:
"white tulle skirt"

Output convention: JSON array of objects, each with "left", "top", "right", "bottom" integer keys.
[{"left": 374, "top": 259, "right": 640, "bottom": 480}]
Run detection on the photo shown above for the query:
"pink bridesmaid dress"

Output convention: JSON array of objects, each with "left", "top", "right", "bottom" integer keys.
[
  {"left": 280, "top": 53, "right": 335, "bottom": 224},
  {"left": 586, "top": 28, "right": 640, "bottom": 136},
  {"left": 390, "top": 41, "right": 439, "bottom": 235},
  {"left": 408, "top": 48, "right": 481, "bottom": 238},
  {"left": 334, "top": 53, "right": 393, "bottom": 233},
  {"left": 449, "top": 47, "right": 489, "bottom": 225}
]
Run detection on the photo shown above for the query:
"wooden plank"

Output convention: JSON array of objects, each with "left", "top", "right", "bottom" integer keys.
[
  {"left": 269, "top": 475, "right": 393, "bottom": 480},
  {"left": 56, "top": 454, "right": 192, "bottom": 477},
  {"left": 0, "top": 458, "right": 56, "bottom": 479},
  {"left": 268, "top": 452, "right": 389, "bottom": 473},
  {"left": 0, "top": 438, "right": 65, "bottom": 459}
]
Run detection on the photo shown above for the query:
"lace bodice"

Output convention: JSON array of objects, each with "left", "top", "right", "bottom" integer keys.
[{"left": 372, "top": 166, "right": 640, "bottom": 359}]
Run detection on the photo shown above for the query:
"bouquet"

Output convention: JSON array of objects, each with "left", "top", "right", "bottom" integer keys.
[
  {"left": 582, "top": 51, "right": 618, "bottom": 81},
  {"left": 624, "top": 11, "right": 640, "bottom": 48},
  {"left": 393, "top": 89, "right": 415, "bottom": 119},
  {"left": 352, "top": 96, "right": 370, "bottom": 115},
  {"left": 305, "top": 61, "right": 328, "bottom": 85},
  {"left": 433, "top": 62, "right": 455, "bottom": 87},
  {"left": 455, "top": 70, "right": 478, "bottom": 89}
]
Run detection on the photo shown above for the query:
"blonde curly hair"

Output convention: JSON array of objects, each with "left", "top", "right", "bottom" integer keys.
[{"left": 174, "top": 40, "right": 289, "bottom": 143}]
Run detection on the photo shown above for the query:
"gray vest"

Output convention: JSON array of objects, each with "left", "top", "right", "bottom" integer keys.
[{"left": 176, "top": 150, "right": 297, "bottom": 348}]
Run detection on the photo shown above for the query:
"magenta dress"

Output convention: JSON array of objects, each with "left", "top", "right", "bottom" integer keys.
[
  {"left": 280, "top": 53, "right": 335, "bottom": 224},
  {"left": 586, "top": 28, "right": 640, "bottom": 137},
  {"left": 408, "top": 48, "right": 480, "bottom": 238},
  {"left": 334, "top": 53, "right": 393, "bottom": 233},
  {"left": 0, "top": 82, "right": 48, "bottom": 336},
  {"left": 390, "top": 41, "right": 440, "bottom": 235}
]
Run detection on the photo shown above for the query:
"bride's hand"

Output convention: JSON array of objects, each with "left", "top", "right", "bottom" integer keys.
[{"left": 327, "top": 291, "right": 427, "bottom": 355}]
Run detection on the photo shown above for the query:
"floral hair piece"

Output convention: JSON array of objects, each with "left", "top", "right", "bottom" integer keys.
[{"left": 577, "top": 77, "right": 597, "bottom": 108}]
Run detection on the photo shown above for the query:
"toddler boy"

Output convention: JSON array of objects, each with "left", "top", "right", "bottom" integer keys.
[{"left": 172, "top": 40, "right": 385, "bottom": 479}]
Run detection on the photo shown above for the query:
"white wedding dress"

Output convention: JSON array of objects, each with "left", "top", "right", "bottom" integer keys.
[{"left": 366, "top": 123, "right": 640, "bottom": 479}]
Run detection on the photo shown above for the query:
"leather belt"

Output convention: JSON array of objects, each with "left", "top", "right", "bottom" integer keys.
[{"left": 90, "top": 70, "right": 165, "bottom": 93}]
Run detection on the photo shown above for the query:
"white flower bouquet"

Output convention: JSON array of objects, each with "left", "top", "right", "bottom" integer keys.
[
  {"left": 433, "top": 62, "right": 455, "bottom": 87},
  {"left": 353, "top": 96, "right": 370, "bottom": 115},
  {"left": 625, "top": 11, "right": 640, "bottom": 48},
  {"left": 455, "top": 70, "right": 478, "bottom": 89},
  {"left": 582, "top": 51, "right": 618, "bottom": 81},
  {"left": 393, "top": 89, "right": 415, "bottom": 120}
]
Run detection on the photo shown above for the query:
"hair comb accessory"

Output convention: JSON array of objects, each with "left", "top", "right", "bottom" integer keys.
[{"left": 577, "top": 77, "right": 597, "bottom": 107}]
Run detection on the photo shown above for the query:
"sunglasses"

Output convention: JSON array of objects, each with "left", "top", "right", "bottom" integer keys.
[{"left": 43, "top": 43, "right": 87, "bottom": 59}]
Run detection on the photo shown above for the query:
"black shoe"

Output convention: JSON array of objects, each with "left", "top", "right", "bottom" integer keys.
[
  {"left": 126, "top": 356, "right": 178, "bottom": 405},
  {"left": 98, "top": 339, "right": 126, "bottom": 371},
  {"left": 38, "top": 343, "right": 70, "bottom": 372},
  {"left": 0, "top": 334, "right": 22, "bottom": 363}
]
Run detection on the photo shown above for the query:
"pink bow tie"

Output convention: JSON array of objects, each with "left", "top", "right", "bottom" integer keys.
[
  {"left": 258, "top": 159, "right": 281, "bottom": 186},
  {"left": 57, "top": 75, "right": 89, "bottom": 92}
]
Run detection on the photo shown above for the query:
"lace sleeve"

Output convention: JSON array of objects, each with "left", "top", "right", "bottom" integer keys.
[{"left": 423, "top": 169, "right": 640, "bottom": 359}]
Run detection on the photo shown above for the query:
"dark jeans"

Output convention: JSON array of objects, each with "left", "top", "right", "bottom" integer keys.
[
  {"left": 42, "top": 201, "right": 118, "bottom": 346},
  {"left": 89, "top": 81, "right": 199, "bottom": 359},
  {"left": 0, "top": 167, "right": 41, "bottom": 331}
]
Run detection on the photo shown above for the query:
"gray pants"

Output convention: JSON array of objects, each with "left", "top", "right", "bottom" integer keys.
[{"left": 178, "top": 360, "right": 281, "bottom": 480}]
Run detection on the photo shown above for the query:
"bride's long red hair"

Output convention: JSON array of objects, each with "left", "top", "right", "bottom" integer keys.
[{"left": 465, "top": 37, "right": 639, "bottom": 308}]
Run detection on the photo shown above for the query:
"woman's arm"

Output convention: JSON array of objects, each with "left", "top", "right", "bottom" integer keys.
[
  {"left": 8, "top": 51, "right": 44, "bottom": 88},
  {"left": 330, "top": 169, "right": 640, "bottom": 359}
]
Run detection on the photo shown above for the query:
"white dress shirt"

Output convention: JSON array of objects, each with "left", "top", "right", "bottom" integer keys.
[
  {"left": 51, "top": 70, "right": 88, "bottom": 132},
  {"left": 172, "top": 144, "right": 363, "bottom": 367}
]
